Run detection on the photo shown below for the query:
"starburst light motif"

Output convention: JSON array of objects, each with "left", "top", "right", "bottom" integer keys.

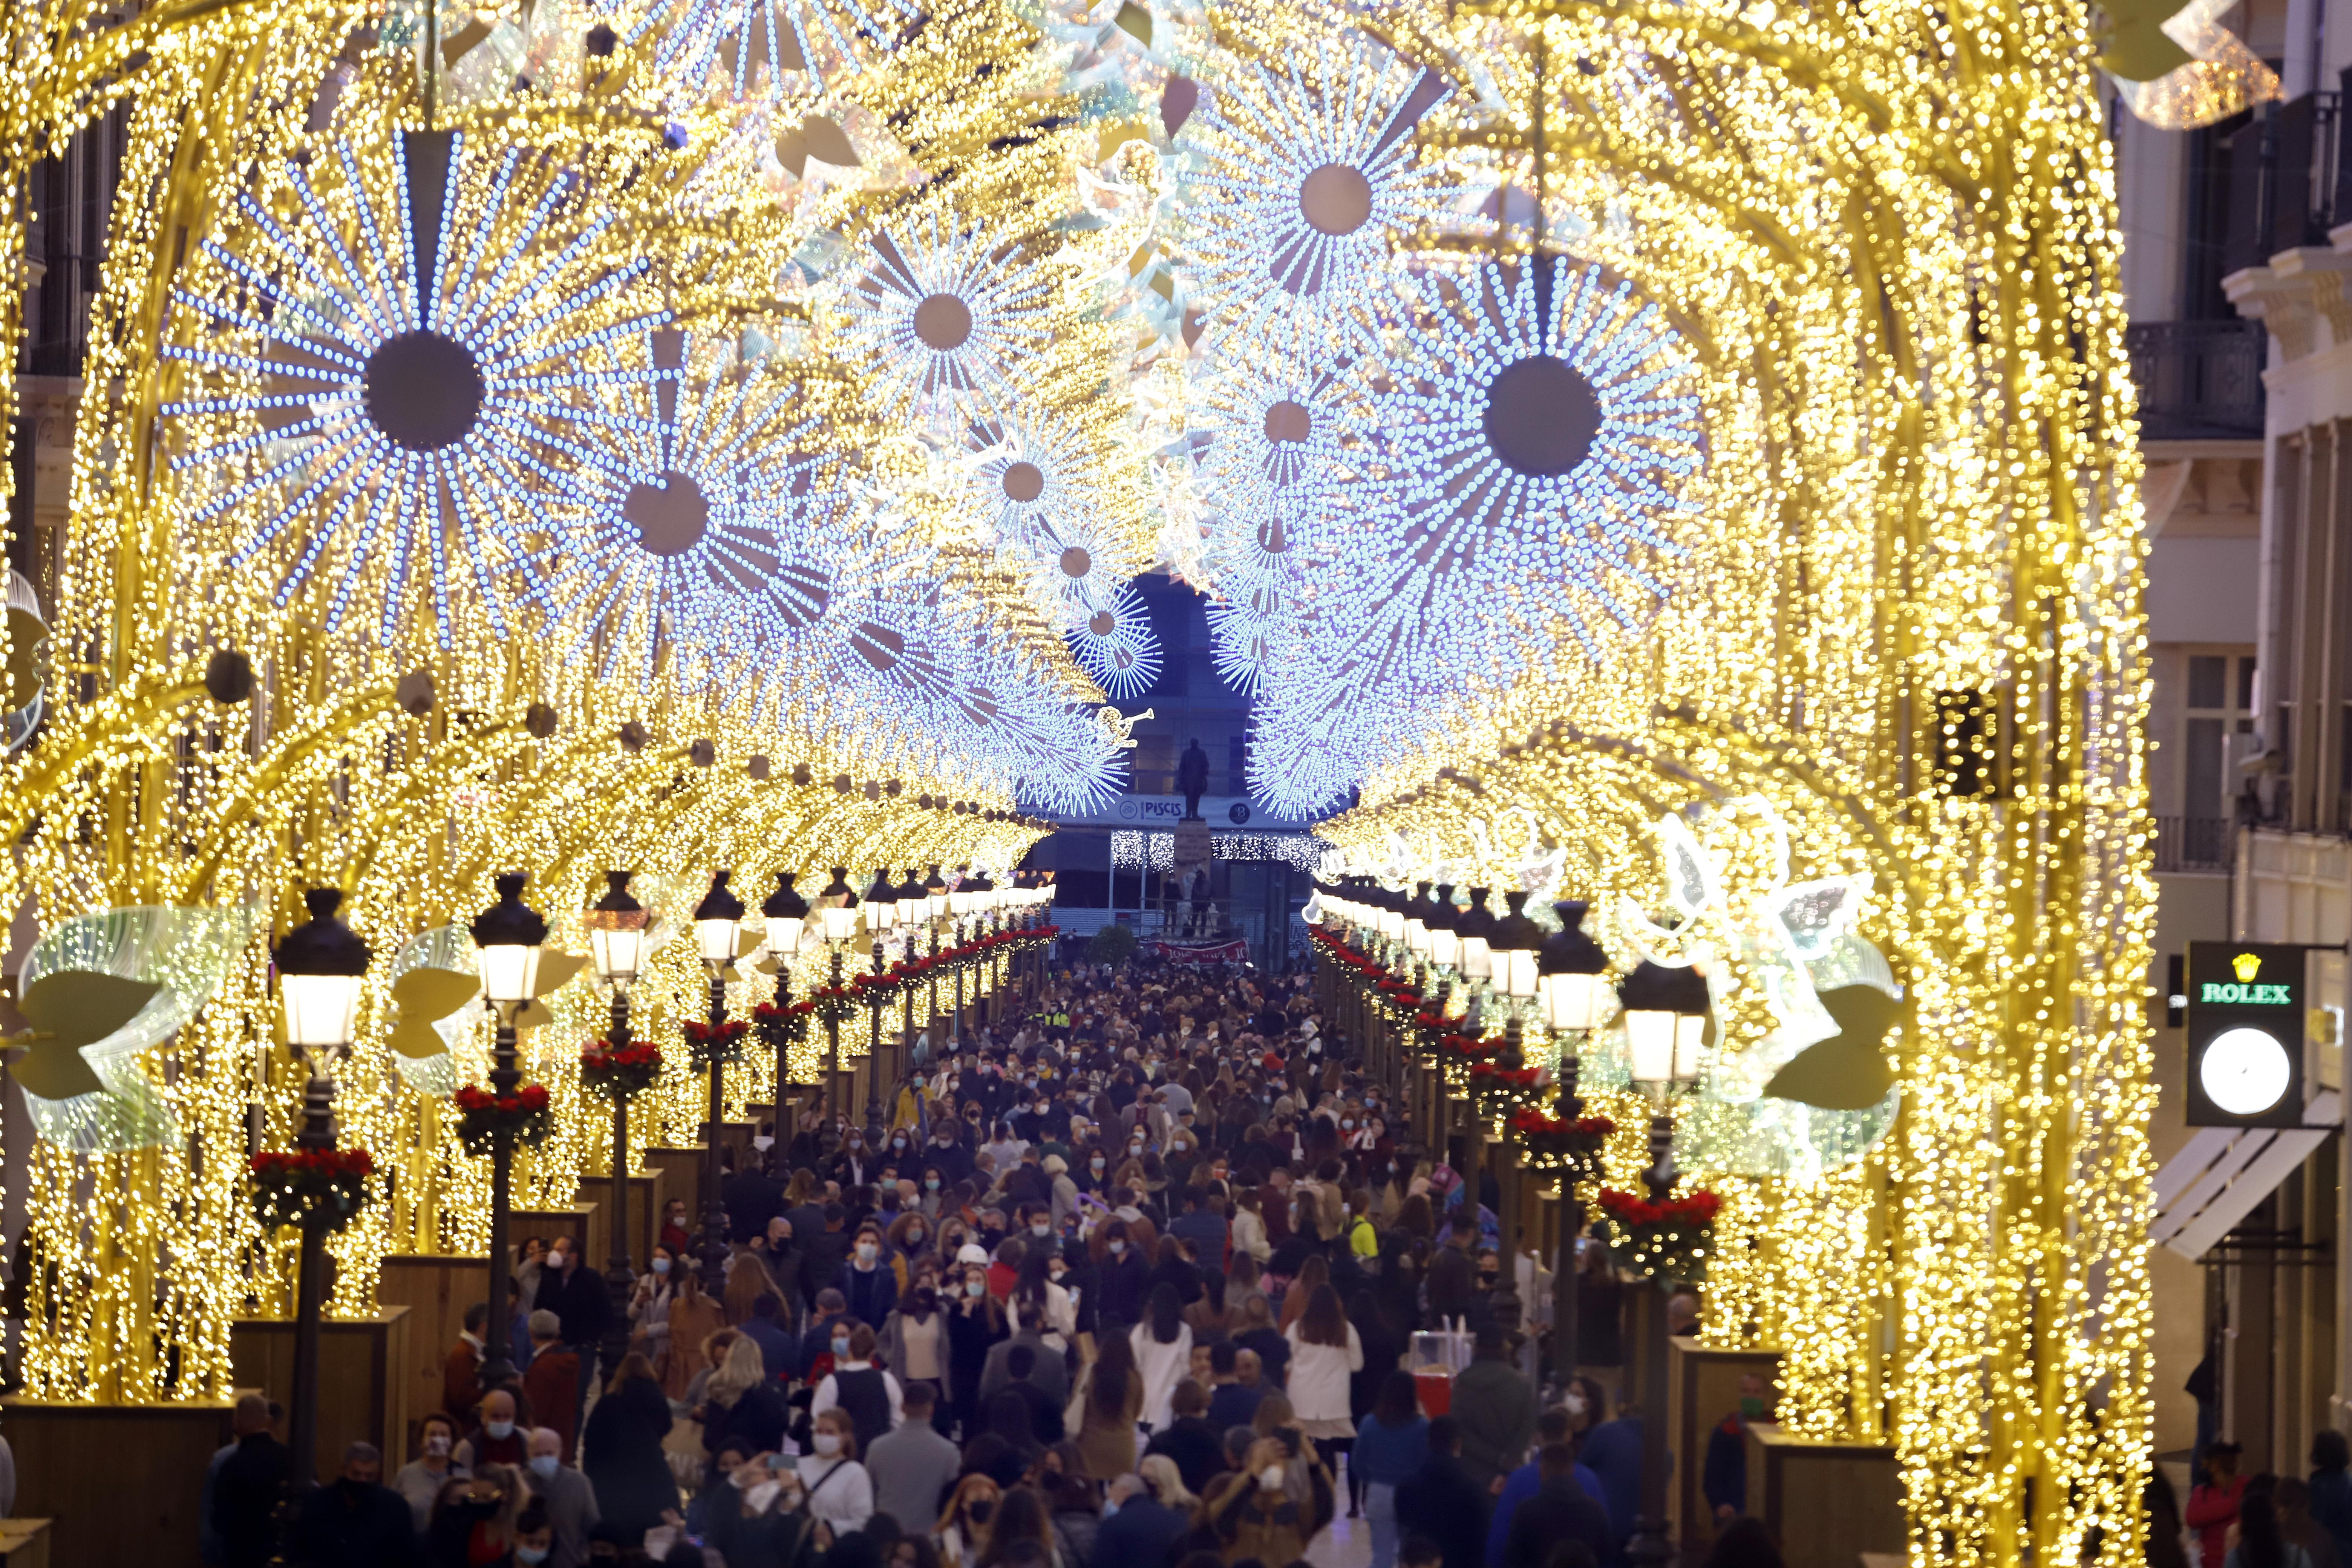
[
  {"left": 1066, "top": 582, "right": 1164, "bottom": 700},
  {"left": 161, "top": 131, "right": 668, "bottom": 648},
  {"left": 834, "top": 203, "right": 1057, "bottom": 421},
  {"left": 528, "top": 328, "right": 831, "bottom": 689},
  {"left": 1179, "top": 34, "right": 1462, "bottom": 348},
  {"left": 635, "top": 0, "right": 915, "bottom": 96}
]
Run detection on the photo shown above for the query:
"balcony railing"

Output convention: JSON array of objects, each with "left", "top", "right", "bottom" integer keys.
[
  {"left": 2223, "top": 85, "right": 2347, "bottom": 278},
  {"left": 2155, "top": 815, "right": 2234, "bottom": 873},
  {"left": 2127, "top": 320, "right": 2267, "bottom": 439}
]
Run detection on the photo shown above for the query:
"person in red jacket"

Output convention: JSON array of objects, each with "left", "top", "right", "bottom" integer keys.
[{"left": 2189, "top": 1441, "right": 2248, "bottom": 1568}]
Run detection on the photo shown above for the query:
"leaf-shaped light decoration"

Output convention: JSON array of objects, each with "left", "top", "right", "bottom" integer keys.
[
  {"left": 1769, "top": 875, "right": 1868, "bottom": 961},
  {"left": 4, "top": 568, "right": 51, "bottom": 756},
  {"left": 513, "top": 949, "right": 590, "bottom": 1035},
  {"left": 1762, "top": 983, "right": 1900, "bottom": 1110},
  {"left": 12, "top": 905, "right": 263, "bottom": 1152},
  {"left": 384, "top": 926, "right": 479, "bottom": 1094},
  {"left": 2105, "top": 0, "right": 2282, "bottom": 128}
]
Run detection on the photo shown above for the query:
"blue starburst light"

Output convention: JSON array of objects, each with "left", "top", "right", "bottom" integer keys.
[
  {"left": 161, "top": 131, "right": 668, "bottom": 648},
  {"left": 835, "top": 204, "right": 1057, "bottom": 421}
]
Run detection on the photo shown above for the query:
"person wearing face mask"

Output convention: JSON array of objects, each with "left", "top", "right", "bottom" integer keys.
[
  {"left": 628, "top": 1245, "right": 677, "bottom": 1369},
  {"left": 428, "top": 1462, "right": 526, "bottom": 1568},
  {"left": 795, "top": 1410, "right": 877, "bottom": 1542},
  {"left": 1701, "top": 1372, "right": 1776, "bottom": 1524},
  {"left": 827, "top": 1127, "right": 875, "bottom": 1191},
  {"left": 835, "top": 1224, "right": 901, "bottom": 1325},
  {"left": 394, "top": 1413, "right": 470, "bottom": 1533},
  {"left": 946, "top": 1255, "right": 1009, "bottom": 1440},
  {"left": 288, "top": 1440, "right": 415, "bottom": 1567},
  {"left": 934, "top": 1474, "right": 1003, "bottom": 1568},
  {"left": 811, "top": 1322, "right": 906, "bottom": 1455},
  {"left": 508, "top": 1503, "right": 556, "bottom": 1568},
  {"left": 521, "top": 1426, "right": 599, "bottom": 1568},
  {"left": 917, "top": 1165, "right": 952, "bottom": 1218},
  {"left": 456, "top": 1387, "right": 529, "bottom": 1470},
  {"left": 1204, "top": 1434, "right": 1332, "bottom": 1567}
]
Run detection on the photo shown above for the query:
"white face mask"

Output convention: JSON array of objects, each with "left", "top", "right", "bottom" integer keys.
[
  {"left": 529, "top": 1454, "right": 559, "bottom": 1479},
  {"left": 1108, "top": 1240, "right": 1125, "bottom": 1256},
  {"left": 545, "top": 1252, "right": 564, "bottom": 1269},
  {"left": 1260, "top": 1465, "right": 1286, "bottom": 1491},
  {"left": 651, "top": 1257, "right": 671, "bottom": 1275},
  {"left": 814, "top": 1433, "right": 843, "bottom": 1457},
  {"left": 857, "top": 1242, "right": 878, "bottom": 1262},
  {"left": 1565, "top": 1393, "right": 1588, "bottom": 1415},
  {"left": 1031, "top": 1223, "right": 1051, "bottom": 1239},
  {"left": 425, "top": 1434, "right": 452, "bottom": 1458},
  {"left": 484, "top": 1419, "right": 514, "bottom": 1441}
]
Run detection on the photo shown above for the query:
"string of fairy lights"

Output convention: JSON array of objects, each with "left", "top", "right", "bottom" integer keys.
[{"left": 0, "top": 0, "right": 2152, "bottom": 1557}]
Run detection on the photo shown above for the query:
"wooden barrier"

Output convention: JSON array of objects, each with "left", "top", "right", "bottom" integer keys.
[
  {"left": 1742, "top": 1423, "right": 1904, "bottom": 1565},
  {"left": 573, "top": 1170, "right": 666, "bottom": 1271},
  {"left": 378, "top": 1253, "right": 491, "bottom": 1434},
  {"left": 3, "top": 1395, "right": 233, "bottom": 1568},
  {"left": 0, "top": 1519, "right": 52, "bottom": 1568},
  {"left": 230, "top": 1306, "right": 411, "bottom": 1478},
  {"left": 1666, "top": 1336, "right": 1783, "bottom": 1553}
]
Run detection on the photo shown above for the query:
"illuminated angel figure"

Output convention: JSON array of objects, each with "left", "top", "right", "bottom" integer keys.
[
  {"left": 1179, "top": 34, "right": 1461, "bottom": 347},
  {"left": 1613, "top": 799, "right": 1901, "bottom": 1181},
  {"left": 530, "top": 328, "right": 829, "bottom": 689},
  {"left": 835, "top": 204, "right": 1056, "bottom": 421},
  {"left": 636, "top": 0, "right": 913, "bottom": 96},
  {"left": 1318, "top": 256, "right": 1701, "bottom": 713},
  {"left": 1066, "top": 581, "right": 1164, "bottom": 700},
  {"left": 161, "top": 131, "right": 668, "bottom": 648}
]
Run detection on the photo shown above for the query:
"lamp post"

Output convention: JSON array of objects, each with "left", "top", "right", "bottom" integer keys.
[
  {"left": 472, "top": 872, "right": 548, "bottom": 1389},
  {"left": 1534, "top": 897, "right": 1612, "bottom": 1384},
  {"left": 922, "top": 865, "right": 949, "bottom": 1057},
  {"left": 584, "top": 870, "right": 648, "bottom": 1384},
  {"left": 817, "top": 868, "right": 861, "bottom": 1120},
  {"left": 1617, "top": 957, "right": 1710, "bottom": 1568},
  {"left": 763, "top": 870, "right": 809, "bottom": 1120},
  {"left": 273, "top": 887, "right": 372, "bottom": 1488},
  {"left": 693, "top": 870, "right": 745, "bottom": 1294}
]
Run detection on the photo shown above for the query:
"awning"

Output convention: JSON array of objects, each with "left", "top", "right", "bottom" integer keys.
[{"left": 2149, "top": 1089, "right": 2342, "bottom": 1259}]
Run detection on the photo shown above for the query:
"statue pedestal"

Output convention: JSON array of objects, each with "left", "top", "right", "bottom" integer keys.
[{"left": 1172, "top": 819, "right": 1212, "bottom": 865}]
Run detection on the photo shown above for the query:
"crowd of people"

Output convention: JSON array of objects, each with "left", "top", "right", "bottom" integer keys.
[{"left": 206, "top": 948, "right": 1797, "bottom": 1568}]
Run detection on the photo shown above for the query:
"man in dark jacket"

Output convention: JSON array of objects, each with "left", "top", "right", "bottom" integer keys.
[
  {"left": 289, "top": 1441, "right": 418, "bottom": 1568},
  {"left": 724, "top": 1160, "right": 783, "bottom": 1244},
  {"left": 987, "top": 1343, "right": 1066, "bottom": 1445},
  {"left": 834, "top": 1225, "right": 900, "bottom": 1324},
  {"left": 1500, "top": 1444, "right": 1613, "bottom": 1568},
  {"left": 1142, "top": 1379, "right": 1223, "bottom": 1495},
  {"left": 1395, "top": 1417, "right": 1491, "bottom": 1568},
  {"left": 1095, "top": 1470, "right": 1191, "bottom": 1568},
  {"left": 798, "top": 1204, "right": 851, "bottom": 1307},
  {"left": 1426, "top": 1215, "right": 1481, "bottom": 1327},
  {"left": 212, "top": 1404, "right": 289, "bottom": 1568},
  {"left": 1452, "top": 1325, "right": 1538, "bottom": 1493},
  {"left": 533, "top": 1236, "right": 612, "bottom": 1349}
]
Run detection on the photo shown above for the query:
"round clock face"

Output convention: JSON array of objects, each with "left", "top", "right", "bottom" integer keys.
[{"left": 2201, "top": 1025, "right": 2294, "bottom": 1116}]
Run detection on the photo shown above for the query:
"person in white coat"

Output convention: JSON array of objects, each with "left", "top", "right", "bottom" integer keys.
[
  {"left": 794, "top": 1409, "right": 876, "bottom": 1543},
  {"left": 1130, "top": 1283, "right": 1197, "bottom": 1433},
  {"left": 1283, "top": 1281, "right": 1366, "bottom": 1479}
]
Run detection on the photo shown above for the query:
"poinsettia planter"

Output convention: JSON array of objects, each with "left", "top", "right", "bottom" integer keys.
[
  {"left": 1597, "top": 1187, "right": 1722, "bottom": 1285},
  {"left": 251, "top": 1147, "right": 375, "bottom": 1234},
  {"left": 580, "top": 1039, "right": 662, "bottom": 1101},
  {"left": 454, "top": 1083, "right": 554, "bottom": 1156}
]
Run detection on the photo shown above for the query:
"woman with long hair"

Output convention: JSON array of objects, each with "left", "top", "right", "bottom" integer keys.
[
  {"left": 936, "top": 1474, "right": 1005, "bottom": 1568},
  {"left": 949, "top": 1257, "right": 1009, "bottom": 1441},
  {"left": 1072, "top": 1331, "right": 1146, "bottom": 1480},
  {"left": 1279, "top": 1253, "right": 1329, "bottom": 1334},
  {"left": 971, "top": 1484, "right": 1056, "bottom": 1568},
  {"left": 882, "top": 1281, "right": 949, "bottom": 1413},
  {"left": 700, "top": 1336, "right": 789, "bottom": 1454},
  {"left": 1184, "top": 1266, "right": 1232, "bottom": 1344},
  {"left": 660, "top": 1265, "right": 727, "bottom": 1401},
  {"left": 427, "top": 1461, "right": 526, "bottom": 1568},
  {"left": 579, "top": 1351, "right": 679, "bottom": 1545},
  {"left": 1230, "top": 1188, "right": 1271, "bottom": 1265},
  {"left": 1130, "top": 1282, "right": 1195, "bottom": 1433}
]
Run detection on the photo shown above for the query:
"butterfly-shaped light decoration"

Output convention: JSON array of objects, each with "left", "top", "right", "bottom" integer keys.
[
  {"left": 3, "top": 567, "right": 51, "bottom": 756},
  {"left": 10, "top": 905, "right": 264, "bottom": 1153},
  {"left": 383, "top": 925, "right": 591, "bottom": 1094},
  {"left": 1612, "top": 798, "right": 1899, "bottom": 1181}
]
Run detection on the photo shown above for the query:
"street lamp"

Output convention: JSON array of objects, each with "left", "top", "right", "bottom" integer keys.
[
  {"left": 1491, "top": 891, "right": 1545, "bottom": 1005},
  {"left": 470, "top": 871, "right": 548, "bottom": 1389},
  {"left": 1427, "top": 884, "right": 1461, "bottom": 973},
  {"left": 864, "top": 868, "right": 896, "bottom": 933},
  {"left": 583, "top": 870, "right": 647, "bottom": 1383},
  {"left": 1456, "top": 887, "right": 1495, "bottom": 988},
  {"left": 273, "top": 887, "right": 371, "bottom": 1488},
  {"left": 692, "top": 870, "right": 744, "bottom": 1292},
  {"left": 817, "top": 868, "right": 859, "bottom": 1118},
  {"left": 1616, "top": 956, "right": 1711, "bottom": 1568},
  {"left": 1404, "top": 880, "right": 1433, "bottom": 960},
  {"left": 762, "top": 870, "right": 811, "bottom": 1114}
]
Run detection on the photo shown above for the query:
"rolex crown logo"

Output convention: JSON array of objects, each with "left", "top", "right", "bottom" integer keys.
[{"left": 2233, "top": 952, "right": 2263, "bottom": 983}]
